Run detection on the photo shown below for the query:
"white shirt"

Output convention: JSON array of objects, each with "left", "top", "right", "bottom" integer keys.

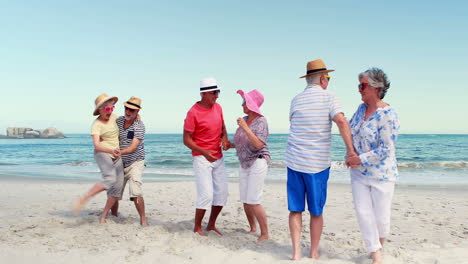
[{"left": 284, "top": 84, "right": 343, "bottom": 173}]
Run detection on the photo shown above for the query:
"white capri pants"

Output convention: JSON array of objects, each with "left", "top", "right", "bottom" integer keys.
[
  {"left": 351, "top": 169, "right": 395, "bottom": 253},
  {"left": 193, "top": 156, "right": 228, "bottom": 210},
  {"left": 239, "top": 158, "right": 268, "bottom": 204}
]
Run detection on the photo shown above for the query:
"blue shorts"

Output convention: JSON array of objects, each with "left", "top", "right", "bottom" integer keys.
[{"left": 287, "top": 167, "right": 330, "bottom": 216}]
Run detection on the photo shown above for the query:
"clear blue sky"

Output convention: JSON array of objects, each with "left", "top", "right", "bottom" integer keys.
[{"left": 1, "top": 1, "right": 467, "bottom": 134}]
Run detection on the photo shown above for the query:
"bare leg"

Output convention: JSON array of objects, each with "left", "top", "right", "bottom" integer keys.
[
  {"left": 194, "top": 208, "right": 206, "bottom": 236},
  {"left": 73, "top": 183, "right": 106, "bottom": 216},
  {"left": 134, "top": 197, "right": 147, "bottom": 226},
  {"left": 371, "top": 249, "right": 383, "bottom": 264},
  {"left": 243, "top": 203, "right": 257, "bottom": 233},
  {"left": 289, "top": 211, "right": 302, "bottom": 260},
  {"left": 310, "top": 214, "right": 323, "bottom": 259},
  {"left": 380, "top": 237, "right": 385, "bottom": 247},
  {"left": 206, "top": 205, "right": 223, "bottom": 235},
  {"left": 111, "top": 201, "right": 119, "bottom": 217},
  {"left": 251, "top": 204, "right": 269, "bottom": 242},
  {"left": 100, "top": 196, "right": 119, "bottom": 223}
]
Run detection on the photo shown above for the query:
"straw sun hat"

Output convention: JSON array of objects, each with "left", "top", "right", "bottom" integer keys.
[
  {"left": 299, "top": 59, "right": 335, "bottom": 78},
  {"left": 93, "top": 93, "right": 118, "bottom": 116},
  {"left": 123, "top": 96, "right": 142, "bottom": 110}
]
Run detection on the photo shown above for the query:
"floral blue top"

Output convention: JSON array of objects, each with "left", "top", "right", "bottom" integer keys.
[{"left": 349, "top": 103, "right": 400, "bottom": 181}]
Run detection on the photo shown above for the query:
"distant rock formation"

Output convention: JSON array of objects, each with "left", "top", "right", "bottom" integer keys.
[{"left": 5, "top": 127, "right": 65, "bottom": 139}]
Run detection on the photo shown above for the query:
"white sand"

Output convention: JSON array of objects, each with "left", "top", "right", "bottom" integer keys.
[{"left": 0, "top": 177, "right": 467, "bottom": 264}]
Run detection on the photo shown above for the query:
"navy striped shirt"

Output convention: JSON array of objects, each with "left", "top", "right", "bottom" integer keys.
[
  {"left": 284, "top": 85, "right": 343, "bottom": 173},
  {"left": 116, "top": 116, "right": 145, "bottom": 168}
]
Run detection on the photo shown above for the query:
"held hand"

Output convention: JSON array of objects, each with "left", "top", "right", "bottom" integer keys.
[
  {"left": 221, "top": 139, "right": 232, "bottom": 151},
  {"left": 203, "top": 150, "right": 218, "bottom": 163},
  {"left": 345, "top": 152, "right": 361, "bottom": 169},
  {"left": 237, "top": 117, "right": 248, "bottom": 130},
  {"left": 112, "top": 148, "right": 121, "bottom": 159}
]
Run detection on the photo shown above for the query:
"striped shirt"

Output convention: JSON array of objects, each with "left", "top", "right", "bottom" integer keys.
[
  {"left": 284, "top": 84, "right": 343, "bottom": 173},
  {"left": 116, "top": 116, "right": 145, "bottom": 168}
]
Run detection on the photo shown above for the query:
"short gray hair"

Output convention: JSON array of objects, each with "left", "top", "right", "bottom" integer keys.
[
  {"left": 359, "top": 67, "right": 390, "bottom": 99},
  {"left": 306, "top": 74, "right": 321, "bottom": 85}
]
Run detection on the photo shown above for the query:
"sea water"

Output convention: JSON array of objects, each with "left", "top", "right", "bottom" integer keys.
[{"left": 0, "top": 134, "right": 467, "bottom": 187}]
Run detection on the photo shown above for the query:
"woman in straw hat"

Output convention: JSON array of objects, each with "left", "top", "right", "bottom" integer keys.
[
  {"left": 231, "top": 89, "right": 270, "bottom": 242},
  {"left": 346, "top": 68, "right": 399, "bottom": 264},
  {"left": 73, "top": 93, "right": 124, "bottom": 224}
]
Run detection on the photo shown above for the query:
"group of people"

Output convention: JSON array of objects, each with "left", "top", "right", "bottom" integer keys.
[
  {"left": 284, "top": 59, "right": 399, "bottom": 264},
  {"left": 73, "top": 95, "right": 148, "bottom": 226},
  {"left": 72, "top": 58, "right": 399, "bottom": 264}
]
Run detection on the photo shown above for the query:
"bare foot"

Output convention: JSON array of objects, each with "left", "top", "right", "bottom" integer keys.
[
  {"left": 100, "top": 218, "right": 107, "bottom": 224},
  {"left": 206, "top": 225, "right": 223, "bottom": 236},
  {"left": 140, "top": 219, "right": 148, "bottom": 227},
  {"left": 72, "top": 198, "right": 85, "bottom": 216},
  {"left": 371, "top": 249, "right": 383, "bottom": 264},
  {"left": 256, "top": 234, "right": 269, "bottom": 243},
  {"left": 248, "top": 228, "right": 256, "bottom": 234},
  {"left": 194, "top": 227, "right": 206, "bottom": 236},
  {"left": 310, "top": 250, "right": 320, "bottom": 260},
  {"left": 291, "top": 254, "right": 301, "bottom": 261}
]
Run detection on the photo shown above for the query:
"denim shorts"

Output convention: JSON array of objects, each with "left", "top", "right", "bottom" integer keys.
[{"left": 287, "top": 167, "right": 330, "bottom": 216}]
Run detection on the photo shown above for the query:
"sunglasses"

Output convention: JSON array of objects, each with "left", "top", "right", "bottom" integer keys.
[
  {"left": 358, "top": 82, "right": 369, "bottom": 90},
  {"left": 211, "top": 90, "right": 220, "bottom": 95},
  {"left": 103, "top": 105, "right": 115, "bottom": 113},
  {"left": 125, "top": 106, "right": 137, "bottom": 112},
  {"left": 323, "top": 75, "right": 331, "bottom": 81}
]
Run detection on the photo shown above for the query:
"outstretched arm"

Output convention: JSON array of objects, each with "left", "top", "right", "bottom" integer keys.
[
  {"left": 121, "top": 138, "right": 142, "bottom": 155},
  {"left": 333, "top": 113, "right": 358, "bottom": 167}
]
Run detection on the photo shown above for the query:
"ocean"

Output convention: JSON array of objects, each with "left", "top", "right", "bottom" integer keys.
[{"left": 0, "top": 134, "right": 467, "bottom": 186}]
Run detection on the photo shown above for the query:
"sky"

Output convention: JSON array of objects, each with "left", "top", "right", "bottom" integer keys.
[{"left": 1, "top": 0, "right": 467, "bottom": 134}]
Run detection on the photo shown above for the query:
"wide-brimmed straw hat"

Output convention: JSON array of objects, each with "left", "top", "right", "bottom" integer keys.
[
  {"left": 199, "top": 77, "right": 221, "bottom": 93},
  {"left": 237, "top": 89, "right": 264, "bottom": 116},
  {"left": 299, "top": 59, "right": 335, "bottom": 78},
  {"left": 93, "top": 93, "right": 118, "bottom": 116},
  {"left": 124, "top": 96, "right": 142, "bottom": 110}
]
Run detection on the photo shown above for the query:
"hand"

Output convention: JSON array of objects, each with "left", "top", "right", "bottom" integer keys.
[
  {"left": 112, "top": 148, "right": 121, "bottom": 159},
  {"left": 221, "top": 137, "right": 231, "bottom": 151},
  {"left": 237, "top": 117, "right": 248, "bottom": 130},
  {"left": 202, "top": 150, "right": 218, "bottom": 163},
  {"left": 345, "top": 152, "right": 360, "bottom": 168}
]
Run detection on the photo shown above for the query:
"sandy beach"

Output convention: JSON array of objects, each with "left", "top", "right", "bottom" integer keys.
[{"left": 0, "top": 175, "right": 467, "bottom": 264}]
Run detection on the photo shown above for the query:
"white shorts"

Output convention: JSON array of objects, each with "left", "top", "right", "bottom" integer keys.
[
  {"left": 120, "top": 160, "right": 145, "bottom": 200},
  {"left": 239, "top": 158, "right": 268, "bottom": 205},
  {"left": 193, "top": 156, "right": 228, "bottom": 210}
]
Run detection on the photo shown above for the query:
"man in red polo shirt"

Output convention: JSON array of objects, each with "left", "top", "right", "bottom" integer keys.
[{"left": 183, "top": 77, "right": 230, "bottom": 236}]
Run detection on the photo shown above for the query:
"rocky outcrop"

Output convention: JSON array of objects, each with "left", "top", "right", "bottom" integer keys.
[
  {"left": 40, "top": 128, "right": 64, "bottom": 139},
  {"left": 7, "top": 127, "right": 33, "bottom": 138},
  {"left": 5, "top": 127, "right": 65, "bottom": 139}
]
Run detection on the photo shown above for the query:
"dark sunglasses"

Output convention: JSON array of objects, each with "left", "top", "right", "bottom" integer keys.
[
  {"left": 358, "top": 82, "right": 369, "bottom": 90},
  {"left": 125, "top": 107, "right": 137, "bottom": 112},
  {"left": 211, "top": 90, "right": 220, "bottom": 95}
]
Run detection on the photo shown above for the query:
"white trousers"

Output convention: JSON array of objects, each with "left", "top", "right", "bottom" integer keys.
[
  {"left": 193, "top": 156, "right": 228, "bottom": 210},
  {"left": 239, "top": 158, "right": 268, "bottom": 205},
  {"left": 351, "top": 170, "right": 395, "bottom": 252}
]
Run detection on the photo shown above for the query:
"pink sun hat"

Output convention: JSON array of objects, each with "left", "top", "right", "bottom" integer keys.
[{"left": 237, "top": 89, "right": 264, "bottom": 116}]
